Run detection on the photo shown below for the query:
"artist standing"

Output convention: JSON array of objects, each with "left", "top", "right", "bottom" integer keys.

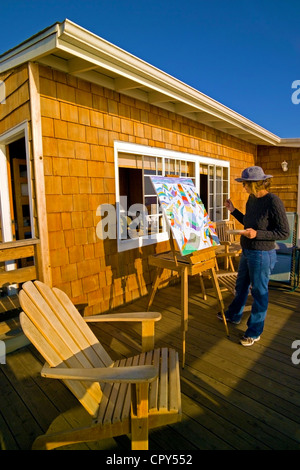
[{"left": 218, "top": 166, "right": 290, "bottom": 346}]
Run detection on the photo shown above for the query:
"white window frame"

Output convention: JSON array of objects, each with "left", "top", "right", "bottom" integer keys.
[
  {"left": 0, "top": 121, "right": 35, "bottom": 244},
  {"left": 114, "top": 141, "right": 230, "bottom": 252}
]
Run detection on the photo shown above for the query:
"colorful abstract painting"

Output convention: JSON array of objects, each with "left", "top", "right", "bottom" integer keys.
[{"left": 150, "top": 176, "right": 219, "bottom": 256}]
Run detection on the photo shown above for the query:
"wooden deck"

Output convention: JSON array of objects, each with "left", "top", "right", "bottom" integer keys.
[{"left": 1, "top": 277, "right": 300, "bottom": 450}]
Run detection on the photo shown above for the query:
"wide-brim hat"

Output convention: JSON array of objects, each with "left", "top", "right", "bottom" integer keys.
[{"left": 235, "top": 166, "right": 273, "bottom": 182}]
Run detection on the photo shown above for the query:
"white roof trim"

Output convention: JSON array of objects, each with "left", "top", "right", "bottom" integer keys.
[
  {"left": 278, "top": 138, "right": 300, "bottom": 148},
  {"left": 0, "top": 23, "right": 59, "bottom": 71},
  {"left": 0, "top": 19, "right": 290, "bottom": 146}
]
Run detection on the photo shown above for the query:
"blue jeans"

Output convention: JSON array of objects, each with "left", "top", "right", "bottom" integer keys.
[{"left": 226, "top": 249, "right": 277, "bottom": 338}]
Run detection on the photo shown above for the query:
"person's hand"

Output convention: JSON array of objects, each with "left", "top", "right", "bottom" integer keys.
[
  {"left": 225, "top": 199, "right": 235, "bottom": 213},
  {"left": 243, "top": 228, "right": 257, "bottom": 239}
]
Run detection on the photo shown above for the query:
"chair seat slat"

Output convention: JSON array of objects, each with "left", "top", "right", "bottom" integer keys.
[
  {"left": 105, "top": 358, "right": 130, "bottom": 424},
  {"left": 120, "top": 355, "right": 139, "bottom": 422},
  {"left": 158, "top": 348, "right": 168, "bottom": 411},
  {"left": 168, "top": 349, "right": 180, "bottom": 412},
  {"left": 112, "top": 365, "right": 130, "bottom": 423},
  {"left": 149, "top": 349, "right": 160, "bottom": 411}
]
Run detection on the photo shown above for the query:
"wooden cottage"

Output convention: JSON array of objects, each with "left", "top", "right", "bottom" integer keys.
[{"left": 0, "top": 19, "right": 299, "bottom": 315}]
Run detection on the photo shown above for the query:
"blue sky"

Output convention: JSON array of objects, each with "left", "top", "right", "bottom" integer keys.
[{"left": 1, "top": 0, "right": 300, "bottom": 138}]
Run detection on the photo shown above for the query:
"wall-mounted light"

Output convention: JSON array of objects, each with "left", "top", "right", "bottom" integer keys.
[{"left": 281, "top": 160, "right": 288, "bottom": 172}]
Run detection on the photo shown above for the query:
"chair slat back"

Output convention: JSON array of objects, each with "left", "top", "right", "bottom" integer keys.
[
  {"left": 19, "top": 280, "right": 114, "bottom": 417},
  {"left": 20, "top": 312, "right": 101, "bottom": 416},
  {"left": 216, "top": 220, "right": 237, "bottom": 243}
]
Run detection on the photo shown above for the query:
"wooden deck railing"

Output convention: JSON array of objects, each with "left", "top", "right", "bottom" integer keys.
[{"left": 0, "top": 239, "right": 40, "bottom": 287}]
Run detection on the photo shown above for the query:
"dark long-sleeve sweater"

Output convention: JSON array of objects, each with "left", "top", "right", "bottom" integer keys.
[{"left": 231, "top": 192, "right": 290, "bottom": 251}]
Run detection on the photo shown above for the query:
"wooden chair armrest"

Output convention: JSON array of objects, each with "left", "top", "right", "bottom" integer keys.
[
  {"left": 84, "top": 312, "right": 161, "bottom": 323},
  {"left": 84, "top": 312, "right": 162, "bottom": 353},
  {"left": 41, "top": 364, "right": 158, "bottom": 383}
]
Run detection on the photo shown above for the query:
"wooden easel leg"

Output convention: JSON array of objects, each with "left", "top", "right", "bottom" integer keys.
[
  {"left": 199, "top": 273, "right": 207, "bottom": 300},
  {"left": 229, "top": 257, "right": 235, "bottom": 272},
  {"left": 210, "top": 267, "right": 229, "bottom": 337},
  {"left": 181, "top": 267, "right": 188, "bottom": 367},
  {"left": 147, "top": 267, "right": 164, "bottom": 311}
]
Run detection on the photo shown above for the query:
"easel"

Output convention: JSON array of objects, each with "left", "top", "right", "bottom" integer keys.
[{"left": 147, "top": 233, "right": 229, "bottom": 367}]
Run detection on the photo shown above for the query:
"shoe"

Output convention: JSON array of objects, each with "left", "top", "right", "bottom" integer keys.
[
  {"left": 217, "top": 312, "right": 241, "bottom": 325},
  {"left": 240, "top": 335, "right": 260, "bottom": 346}
]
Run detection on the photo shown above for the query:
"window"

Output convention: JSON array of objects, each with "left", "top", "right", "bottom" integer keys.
[
  {"left": 205, "top": 164, "right": 229, "bottom": 221},
  {"left": 114, "top": 141, "right": 229, "bottom": 252}
]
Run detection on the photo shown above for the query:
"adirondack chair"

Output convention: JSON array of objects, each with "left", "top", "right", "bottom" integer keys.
[{"left": 19, "top": 280, "right": 182, "bottom": 450}]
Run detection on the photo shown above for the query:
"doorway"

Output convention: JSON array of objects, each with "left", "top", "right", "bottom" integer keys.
[{"left": 0, "top": 126, "right": 34, "bottom": 290}]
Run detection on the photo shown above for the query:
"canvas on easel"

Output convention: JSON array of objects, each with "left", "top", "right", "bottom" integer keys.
[{"left": 150, "top": 176, "right": 220, "bottom": 256}]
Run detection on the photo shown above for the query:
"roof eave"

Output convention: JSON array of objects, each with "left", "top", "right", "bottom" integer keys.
[
  {"left": 0, "top": 19, "right": 282, "bottom": 146},
  {"left": 0, "top": 22, "right": 59, "bottom": 72},
  {"left": 277, "top": 138, "right": 300, "bottom": 148}
]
